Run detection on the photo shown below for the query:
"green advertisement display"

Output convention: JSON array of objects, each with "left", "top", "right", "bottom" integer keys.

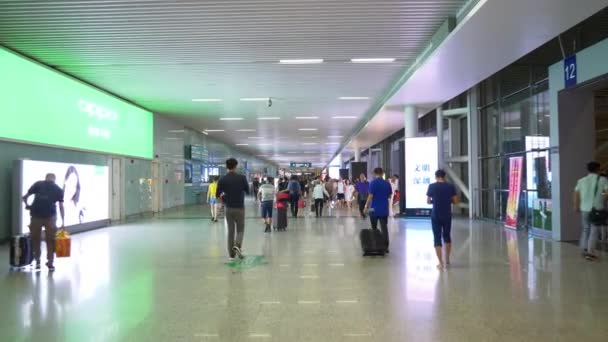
[{"left": 0, "top": 48, "right": 153, "bottom": 159}]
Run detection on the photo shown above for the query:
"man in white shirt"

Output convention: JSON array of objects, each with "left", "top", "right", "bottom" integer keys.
[
  {"left": 258, "top": 177, "right": 276, "bottom": 233},
  {"left": 574, "top": 161, "right": 608, "bottom": 260}
]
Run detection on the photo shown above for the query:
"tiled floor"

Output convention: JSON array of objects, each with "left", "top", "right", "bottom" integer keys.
[{"left": 1, "top": 202, "right": 608, "bottom": 341}]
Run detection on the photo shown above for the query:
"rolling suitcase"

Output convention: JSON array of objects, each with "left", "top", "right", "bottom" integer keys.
[
  {"left": 10, "top": 234, "right": 34, "bottom": 268},
  {"left": 273, "top": 204, "right": 288, "bottom": 231},
  {"left": 360, "top": 229, "right": 386, "bottom": 256}
]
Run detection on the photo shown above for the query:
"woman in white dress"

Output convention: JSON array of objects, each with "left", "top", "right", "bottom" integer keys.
[{"left": 344, "top": 179, "right": 355, "bottom": 209}]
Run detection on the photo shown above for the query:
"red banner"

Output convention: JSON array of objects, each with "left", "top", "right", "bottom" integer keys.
[{"left": 505, "top": 157, "right": 523, "bottom": 229}]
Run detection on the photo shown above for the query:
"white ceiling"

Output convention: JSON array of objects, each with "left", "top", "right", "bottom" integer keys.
[
  {"left": 0, "top": 0, "right": 468, "bottom": 167},
  {"left": 342, "top": 0, "right": 608, "bottom": 159}
]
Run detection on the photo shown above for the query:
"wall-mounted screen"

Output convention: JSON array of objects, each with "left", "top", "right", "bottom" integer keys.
[
  {"left": 0, "top": 48, "right": 153, "bottom": 159},
  {"left": 405, "top": 137, "right": 438, "bottom": 215},
  {"left": 16, "top": 160, "right": 110, "bottom": 235}
]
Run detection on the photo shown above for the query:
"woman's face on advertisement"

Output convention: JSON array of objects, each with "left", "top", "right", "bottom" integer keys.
[{"left": 64, "top": 171, "right": 78, "bottom": 200}]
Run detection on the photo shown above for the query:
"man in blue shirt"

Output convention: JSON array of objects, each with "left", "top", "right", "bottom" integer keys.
[
  {"left": 355, "top": 173, "right": 370, "bottom": 219},
  {"left": 426, "top": 169, "right": 459, "bottom": 269},
  {"left": 364, "top": 168, "right": 393, "bottom": 253}
]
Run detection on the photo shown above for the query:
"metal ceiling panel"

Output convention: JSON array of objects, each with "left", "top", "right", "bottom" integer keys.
[{"left": 0, "top": 0, "right": 466, "bottom": 166}]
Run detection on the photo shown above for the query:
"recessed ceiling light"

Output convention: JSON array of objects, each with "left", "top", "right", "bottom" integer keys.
[
  {"left": 338, "top": 97, "right": 370, "bottom": 100},
  {"left": 325, "top": 142, "right": 340, "bottom": 145},
  {"left": 168, "top": 129, "right": 185, "bottom": 133},
  {"left": 236, "top": 143, "right": 249, "bottom": 146},
  {"left": 258, "top": 117, "right": 280, "bottom": 120},
  {"left": 298, "top": 128, "right": 318, "bottom": 131},
  {"left": 204, "top": 129, "right": 225, "bottom": 132},
  {"left": 295, "top": 116, "right": 319, "bottom": 120},
  {"left": 240, "top": 98, "right": 269, "bottom": 101},
  {"left": 192, "top": 98, "right": 223, "bottom": 102},
  {"left": 248, "top": 136, "right": 264, "bottom": 139},
  {"left": 279, "top": 59, "right": 324, "bottom": 64},
  {"left": 327, "top": 135, "right": 343, "bottom": 138},
  {"left": 236, "top": 129, "right": 256, "bottom": 132},
  {"left": 220, "top": 117, "right": 244, "bottom": 121},
  {"left": 303, "top": 136, "right": 318, "bottom": 139},
  {"left": 350, "top": 58, "right": 396, "bottom": 63},
  {"left": 332, "top": 116, "right": 357, "bottom": 119}
]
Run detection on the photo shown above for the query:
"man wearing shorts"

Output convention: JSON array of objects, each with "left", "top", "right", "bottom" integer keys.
[
  {"left": 207, "top": 176, "right": 219, "bottom": 222},
  {"left": 426, "top": 170, "right": 459, "bottom": 269},
  {"left": 258, "top": 177, "right": 276, "bottom": 233}
]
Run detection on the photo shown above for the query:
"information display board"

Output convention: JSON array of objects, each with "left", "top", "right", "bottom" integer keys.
[
  {"left": 16, "top": 160, "right": 110, "bottom": 235},
  {"left": 405, "top": 137, "right": 438, "bottom": 216},
  {"left": 0, "top": 47, "right": 153, "bottom": 159}
]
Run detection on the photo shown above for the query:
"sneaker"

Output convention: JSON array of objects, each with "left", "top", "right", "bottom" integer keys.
[
  {"left": 228, "top": 257, "right": 236, "bottom": 262},
  {"left": 34, "top": 261, "right": 41, "bottom": 270},
  {"left": 46, "top": 263, "right": 55, "bottom": 272},
  {"left": 232, "top": 246, "right": 244, "bottom": 260}
]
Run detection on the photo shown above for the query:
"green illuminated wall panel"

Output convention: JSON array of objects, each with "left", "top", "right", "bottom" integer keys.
[{"left": 0, "top": 48, "right": 153, "bottom": 159}]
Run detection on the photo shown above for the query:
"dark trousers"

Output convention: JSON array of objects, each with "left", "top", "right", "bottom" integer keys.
[
  {"left": 290, "top": 194, "right": 300, "bottom": 217},
  {"left": 314, "top": 199, "right": 324, "bottom": 217},
  {"left": 431, "top": 216, "right": 452, "bottom": 247},
  {"left": 370, "top": 214, "right": 389, "bottom": 249},
  {"left": 358, "top": 199, "right": 367, "bottom": 218}
]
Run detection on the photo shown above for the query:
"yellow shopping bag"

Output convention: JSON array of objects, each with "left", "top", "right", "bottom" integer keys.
[{"left": 55, "top": 229, "right": 71, "bottom": 258}]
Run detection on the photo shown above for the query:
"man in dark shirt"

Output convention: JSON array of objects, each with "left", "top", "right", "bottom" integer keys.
[
  {"left": 216, "top": 158, "right": 250, "bottom": 260},
  {"left": 426, "top": 169, "right": 459, "bottom": 270},
  {"left": 288, "top": 175, "right": 302, "bottom": 218},
  {"left": 22, "top": 173, "right": 65, "bottom": 271}
]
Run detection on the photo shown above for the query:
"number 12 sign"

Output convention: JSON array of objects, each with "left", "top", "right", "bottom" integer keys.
[{"left": 564, "top": 55, "right": 577, "bottom": 89}]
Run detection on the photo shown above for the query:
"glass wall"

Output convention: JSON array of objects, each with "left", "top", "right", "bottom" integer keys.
[{"left": 478, "top": 69, "right": 551, "bottom": 232}]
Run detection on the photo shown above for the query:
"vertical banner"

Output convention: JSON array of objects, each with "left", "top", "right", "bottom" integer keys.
[
  {"left": 505, "top": 157, "right": 524, "bottom": 229},
  {"left": 405, "top": 137, "right": 438, "bottom": 216}
]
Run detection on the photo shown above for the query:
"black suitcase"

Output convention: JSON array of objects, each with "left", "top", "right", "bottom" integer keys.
[
  {"left": 360, "top": 229, "right": 386, "bottom": 256},
  {"left": 10, "top": 234, "right": 34, "bottom": 268},
  {"left": 273, "top": 207, "right": 288, "bottom": 231}
]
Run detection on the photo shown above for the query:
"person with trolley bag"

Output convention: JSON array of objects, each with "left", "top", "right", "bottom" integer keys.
[{"left": 19, "top": 173, "right": 65, "bottom": 271}]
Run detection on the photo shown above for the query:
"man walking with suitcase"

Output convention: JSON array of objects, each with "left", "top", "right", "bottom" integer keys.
[
  {"left": 22, "top": 173, "right": 65, "bottom": 271},
  {"left": 364, "top": 168, "right": 392, "bottom": 253},
  {"left": 216, "top": 158, "right": 250, "bottom": 260}
]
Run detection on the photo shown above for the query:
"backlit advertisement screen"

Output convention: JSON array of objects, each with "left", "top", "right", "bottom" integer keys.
[
  {"left": 18, "top": 160, "right": 110, "bottom": 235},
  {"left": 0, "top": 47, "right": 153, "bottom": 159},
  {"left": 405, "top": 137, "right": 438, "bottom": 214}
]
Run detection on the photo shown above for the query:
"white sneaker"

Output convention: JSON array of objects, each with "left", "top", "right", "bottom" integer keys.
[{"left": 232, "top": 246, "right": 244, "bottom": 260}]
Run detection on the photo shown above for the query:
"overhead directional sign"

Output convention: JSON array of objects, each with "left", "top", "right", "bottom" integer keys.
[{"left": 290, "top": 162, "right": 312, "bottom": 168}]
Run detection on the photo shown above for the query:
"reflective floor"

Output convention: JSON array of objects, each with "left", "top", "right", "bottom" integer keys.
[{"left": 1, "top": 202, "right": 608, "bottom": 341}]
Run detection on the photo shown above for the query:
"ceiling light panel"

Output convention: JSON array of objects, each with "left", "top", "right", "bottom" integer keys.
[
  {"left": 298, "top": 128, "right": 318, "bottom": 131},
  {"left": 332, "top": 116, "right": 357, "bottom": 119},
  {"left": 240, "top": 98, "right": 269, "bottom": 101},
  {"left": 204, "top": 129, "right": 225, "bottom": 132},
  {"left": 258, "top": 117, "right": 280, "bottom": 120},
  {"left": 220, "top": 117, "right": 244, "bottom": 121},
  {"left": 338, "top": 97, "right": 370, "bottom": 100},
  {"left": 279, "top": 59, "right": 324, "bottom": 64},
  {"left": 192, "top": 98, "right": 223, "bottom": 102},
  {"left": 351, "top": 58, "right": 396, "bottom": 63},
  {"left": 295, "top": 116, "right": 319, "bottom": 120}
]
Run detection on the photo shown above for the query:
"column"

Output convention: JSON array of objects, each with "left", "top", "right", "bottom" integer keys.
[
  {"left": 403, "top": 105, "right": 417, "bottom": 214},
  {"left": 404, "top": 105, "right": 418, "bottom": 139},
  {"left": 354, "top": 146, "right": 361, "bottom": 162},
  {"left": 436, "top": 107, "right": 444, "bottom": 168}
]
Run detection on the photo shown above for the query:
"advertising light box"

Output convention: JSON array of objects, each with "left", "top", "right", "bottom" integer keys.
[
  {"left": 16, "top": 160, "right": 110, "bottom": 235},
  {"left": 0, "top": 47, "right": 153, "bottom": 159},
  {"left": 405, "top": 137, "right": 438, "bottom": 216}
]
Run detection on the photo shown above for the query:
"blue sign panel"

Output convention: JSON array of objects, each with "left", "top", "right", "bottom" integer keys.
[{"left": 564, "top": 55, "right": 577, "bottom": 89}]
